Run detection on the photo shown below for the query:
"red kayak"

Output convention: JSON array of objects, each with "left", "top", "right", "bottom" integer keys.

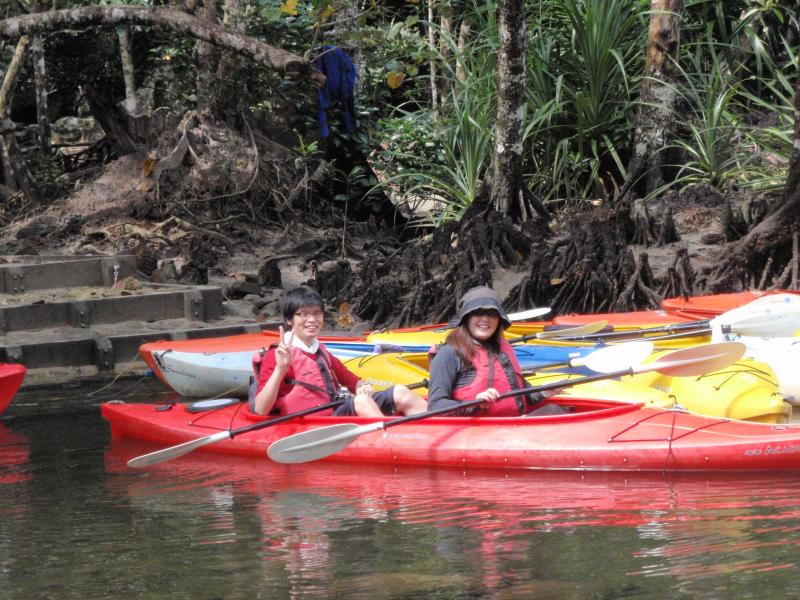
[
  {"left": 102, "top": 398, "right": 800, "bottom": 472},
  {"left": 661, "top": 291, "right": 800, "bottom": 319},
  {"left": 0, "top": 364, "right": 26, "bottom": 415}
]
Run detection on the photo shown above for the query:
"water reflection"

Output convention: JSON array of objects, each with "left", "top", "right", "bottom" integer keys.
[
  {"left": 0, "top": 422, "right": 29, "bottom": 487},
  {"left": 105, "top": 439, "right": 800, "bottom": 598}
]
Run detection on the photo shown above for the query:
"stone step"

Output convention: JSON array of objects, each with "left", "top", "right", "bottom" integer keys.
[
  {"left": 1, "top": 284, "right": 225, "bottom": 332},
  {"left": 0, "top": 254, "right": 137, "bottom": 292},
  {"left": 0, "top": 254, "right": 276, "bottom": 390},
  {"left": 8, "top": 319, "right": 276, "bottom": 387}
]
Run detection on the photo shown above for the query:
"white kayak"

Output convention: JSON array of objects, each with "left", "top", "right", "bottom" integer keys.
[{"left": 150, "top": 346, "right": 372, "bottom": 398}]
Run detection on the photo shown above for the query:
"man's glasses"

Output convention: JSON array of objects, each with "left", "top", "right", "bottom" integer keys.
[{"left": 294, "top": 310, "right": 324, "bottom": 321}]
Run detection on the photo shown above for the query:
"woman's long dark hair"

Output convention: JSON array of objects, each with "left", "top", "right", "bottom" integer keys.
[{"left": 444, "top": 318, "right": 506, "bottom": 365}]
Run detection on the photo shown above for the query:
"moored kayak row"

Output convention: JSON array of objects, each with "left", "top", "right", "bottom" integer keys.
[{"left": 97, "top": 289, "right": 800, "bottom": 473}]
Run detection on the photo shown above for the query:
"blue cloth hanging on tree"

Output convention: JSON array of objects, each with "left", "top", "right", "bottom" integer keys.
[{"left": 315, "top": 46, "right": 357, "bottom": 139}]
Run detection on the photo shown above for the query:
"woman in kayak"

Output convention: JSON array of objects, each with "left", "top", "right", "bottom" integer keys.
[
  {"left": 253, "top": 286, "right": 427, "bottom": 417},
  {"left": 427, "top": 286, "right": 564, "bottom": 416}
]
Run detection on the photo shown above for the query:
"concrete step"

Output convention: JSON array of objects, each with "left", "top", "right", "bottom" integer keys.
[{"left": 0, "top": 254, "right": 277, "bottom": 389}]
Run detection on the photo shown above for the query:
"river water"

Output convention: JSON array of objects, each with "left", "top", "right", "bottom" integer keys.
[{"left": 3, "top": 380, "right": 800, "bottom": 599}]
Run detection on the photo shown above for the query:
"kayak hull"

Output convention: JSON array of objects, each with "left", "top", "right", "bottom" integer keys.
[
  {"left": 102, "top": 400, "right": 800, "bottom": 472},
  {"left": 0, "top": 364, "right": 26, "bottom": 415}
]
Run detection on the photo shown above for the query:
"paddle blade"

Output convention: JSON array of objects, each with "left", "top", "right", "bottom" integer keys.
[
  {"left": 127, "top": 430, "right": 232, "bottom": 468},
  {"left": 268, "top": 423, "right": 378, "bottom": 464},
  {"left": 640, "top": 342, "right": 746, "bottom": 377},
  {"left": 721, "top": 312, "right": 800, "bottom": 338},
  {"left": 536, "top": 320, "right": 609, "bottom": 340},
  {"left": 743, "top": 292, "right": 800, "bottom": 312},
  {"left": 575, "top": 341, "right": 653, "bottom": 373},
  {"left": 508, "top": 307, "right": 551, "bottom": 321},
  {"left": 714, "top": 294, "right": 800, "bottom": 335}
]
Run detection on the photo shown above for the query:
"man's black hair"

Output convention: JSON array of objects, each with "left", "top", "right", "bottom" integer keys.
[{"left": 280, "top": 287, "right": 324, "bottom": 327}]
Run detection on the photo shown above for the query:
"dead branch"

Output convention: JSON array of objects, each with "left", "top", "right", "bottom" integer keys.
[
  {"left": 154, "top": 215, "right": 236, "bottom": 254},
  {"left": 0, "top": 6, "right": 325, "bottom": 86}
]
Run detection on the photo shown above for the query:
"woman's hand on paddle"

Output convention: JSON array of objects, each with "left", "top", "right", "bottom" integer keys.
[
  {"left": 476, "top": 388, "right": 500, "bottom": 408},
  {"left": 275, "top": 326, "right": 294, "bottom": 372}
]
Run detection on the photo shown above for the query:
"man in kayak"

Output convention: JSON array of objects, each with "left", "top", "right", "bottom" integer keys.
[
  {"left": 427, "top": 286, "right": 564, "bottom": 416},
  {"left": 253, "top": 286, "right": 428, "bottom": 417}
]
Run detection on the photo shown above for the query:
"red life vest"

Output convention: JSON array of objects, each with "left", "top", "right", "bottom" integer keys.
[
  {"left": 266, "top": 344, "right": 341, "bottom": 415},
  {"left": 442, "top": 338, "right": 528, "bottom": 416}
]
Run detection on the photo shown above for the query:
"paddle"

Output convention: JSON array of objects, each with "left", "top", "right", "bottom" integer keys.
[
  {"left": 550, "top": 311, "right": 800, "bottom": 343},
  {"left": 126, "top": 399, "right": 345, "bottom": 468},
  {"left": 520, "top": 340, "right": 653, "bottom": 375},
  {"left": 369, "top": 319, "right": 605, "bottom": 353},
  {"left": 125, "top": 376, "right": 432, "bottom": 468},
  {"left": 547, "top": 293, "right": 800, "bottom": 343},
  {"left": 508, "top": 320, "right": 609, "bottom": 343},
  {"left": 428, "top": 306, "right": 552, "bottom": 333},
  {"left": 267, "top": 342, "right": 746, "bottom": 464},
  {"left": 507, "top": 307, "right": 552, "bottom": 321}
]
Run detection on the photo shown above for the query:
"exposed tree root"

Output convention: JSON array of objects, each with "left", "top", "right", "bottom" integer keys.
[
  {"left": 506, "top": 206, "right": 667, "bottom": 314},
  {"left": 659, "top": 247, "right": 695, "bottom": 299}
]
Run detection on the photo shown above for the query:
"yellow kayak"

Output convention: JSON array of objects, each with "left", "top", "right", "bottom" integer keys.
[
  {"left": 341, "top": 349, "right": 789, "bottom": 424},
  {"left": 366, "top": 322, "right": 709, "bottom": 350}
]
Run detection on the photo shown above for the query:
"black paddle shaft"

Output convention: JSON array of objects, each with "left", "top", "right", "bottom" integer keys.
[
  {"left": 232, "top": 380, "right": 429, "bottom": 439},
  {"left": 378, "top": 367, "right": 637, "bottom": 430},
  {"left": 230, "top": 400, "right": 344, "bottom": 439}
]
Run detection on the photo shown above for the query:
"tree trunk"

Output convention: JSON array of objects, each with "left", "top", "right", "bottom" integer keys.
[
  {"left": 0, "top": 138, "right": 14, "bottom": 191},
  {"left": 213, "top": 0, "right": 247, "bottom": 122},
  {"left": 427, "top": 0, "right": 439, "bottom": 115},
  {"left": 0, "top": 35, "right": 37, "bottom": 202},
  {"left": 619, "top": 0, "right": 683, "bottom": 199},
  {"left": 32, "top": 32, "right": 50, "bottom": 152},
  {"left": 455, "top": 18, "right": 470, "bottom": 83},
  {"left": 84, "top": 85, "right": 140, "bottom": 155},
  {"left": 0, "top": 35, "right": 27, "bottom": 116},
  {"left": 0, "top": 6, "right": 326, "bottom": 86},
  {"left": 0, "top": 42, "right": 11, "bottom": 189},
  {"left": 439, "top": 2, "right": 453, "bottom": 61},
  {"left": 31, "top": 0, "right": 51, "bottom": 153},
  {"left": 117, "top": 25, "right": 138, "bottom": 115},
  {"left": 489, "top": 0, "right": 525, "bottom": 216},
  {"left": 195, "top": 0, "right": 218, "bottom": 112}
]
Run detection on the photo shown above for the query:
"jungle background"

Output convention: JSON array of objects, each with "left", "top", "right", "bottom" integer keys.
[{"left": 2, "top": 0, "right": 800, "bottom": 329}]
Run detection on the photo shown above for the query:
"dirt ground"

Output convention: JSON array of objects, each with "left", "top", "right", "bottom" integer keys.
[{"left": 0, "top": 152, "right": 742, "bottom": 331}]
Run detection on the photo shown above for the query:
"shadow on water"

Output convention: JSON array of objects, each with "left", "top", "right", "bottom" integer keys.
[{"left": 2, "top": 380, "right": 800, "bottom": 598}]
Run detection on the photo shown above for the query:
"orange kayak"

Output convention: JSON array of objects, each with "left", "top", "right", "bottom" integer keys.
[{"left": 661, "top": 291, "right": 800, "bottom": 319}]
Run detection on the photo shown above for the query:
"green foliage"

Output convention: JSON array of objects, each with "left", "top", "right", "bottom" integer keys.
[
  {"left": 522, "top": 0, "right": 646, "bottom": 201},
  {"left": 654, "top": 39, "right": 754, "bottom": 194},
  {"left": 10, "top": 0, "right": 800, "bottom": 223}
]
